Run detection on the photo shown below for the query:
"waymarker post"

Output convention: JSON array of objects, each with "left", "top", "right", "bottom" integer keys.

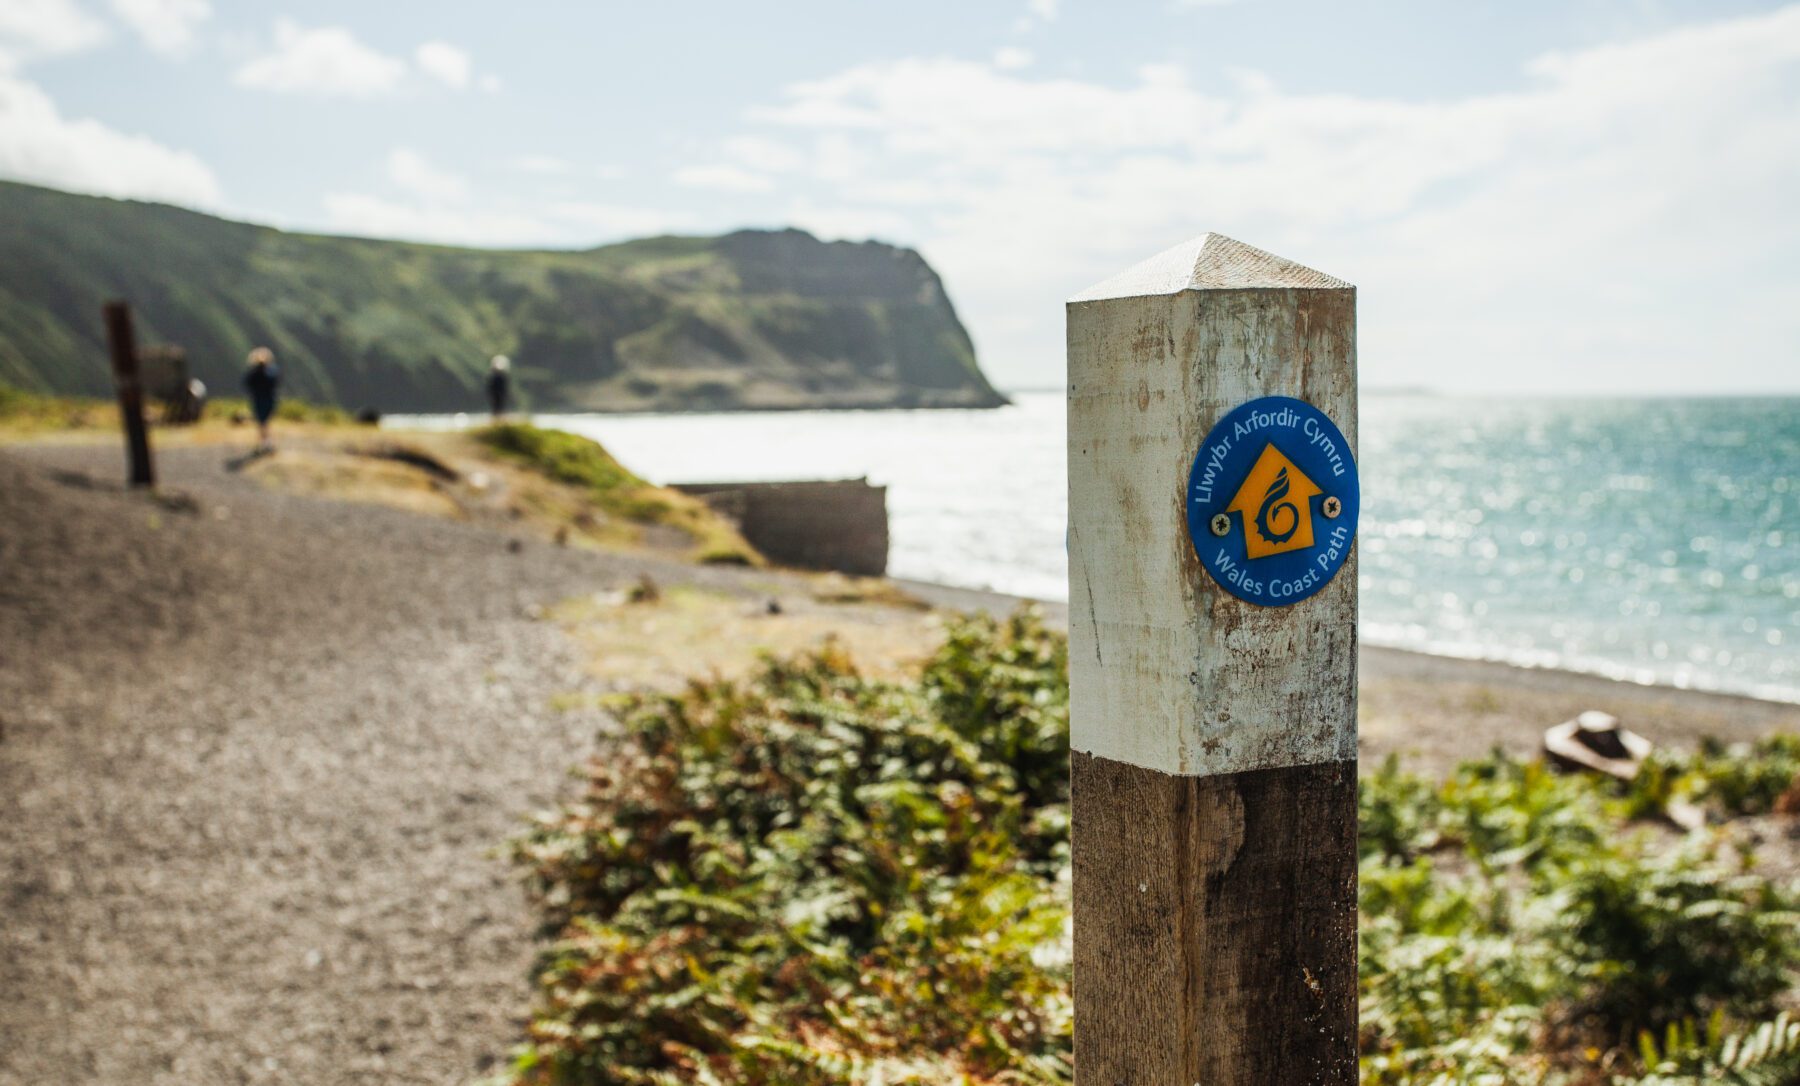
[
  {"left": 102, "top": 300, "right": 155, "bottom": 488},
  {"left": 1066, "top": 234, "right": 1360, "bottom": 1083}
]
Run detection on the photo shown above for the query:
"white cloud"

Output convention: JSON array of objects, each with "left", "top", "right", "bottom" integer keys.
[
  {"left": 0, "top": 69, "right": 219, "bottom": 205},
  {"left": 993, "top": 46, "right": 1032, "bottom": 71},
  {"left": 721, "top": 135, "right": 802, "bottom": 173},
  {"left": 1026, "top": 0, "right": 1058, "bottom": 21},
  {"left": 322, "top": 193, "right": 551, "bottom": 246},
  {"left": 414, "top": 40, "right": 470, "bottom": 89},
  {"left": 780, "top": 199, "right": 913, "bottom": 244},
  {"left": 324, "top": 145, "right": 688, "bottom": 245},
  {"left": 510, "top": 156, "right": 626, "bottom": 181},
  {"left": 672, "top": 163, "right": 773, "bottom": 192},
  {"left": 386, "top": 147, "right": 466, "bottom": 203},
  {"left": 0, "top": 0, "right": 107, "bottom": 60},
  {"left": 545, "top": 201, "right": 696, "bottom": 237},
  {"left": 478, "top": 73, "right": 501, "bottom": 93},
  {"left": 109, "top": 0, "right": 209, "bottom": 56},
  {"left": 723, "top": 7, "right": 1800, "bottom": 393},
  {"left": 235, "top": 20, "right": 405, "bottom": 97},
  {"left": 321, "top": 192, "right": 693, "bottom": 247},
  {"left": 509, "top": 153, "right": 569, "bottom": 175}
]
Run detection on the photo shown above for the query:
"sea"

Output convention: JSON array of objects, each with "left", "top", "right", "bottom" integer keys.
[{"left": 392, "top": 393, "right": 1799, "bottom": 704}]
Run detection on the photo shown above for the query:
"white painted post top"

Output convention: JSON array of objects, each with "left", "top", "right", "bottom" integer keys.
[
  {"left": 1070, "top": 233, "right": 1351, "bottom": 302},
  {"left": 1066, "top": 234, "right": 1357, "bottom": 777}
]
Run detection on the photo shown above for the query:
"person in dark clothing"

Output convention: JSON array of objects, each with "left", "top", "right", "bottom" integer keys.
[
  {"left": 244, "top": 346, "right": 280, "bottom": 450},
  {"left": 486, "top": 355, "right": 511, "bottom": 419}
]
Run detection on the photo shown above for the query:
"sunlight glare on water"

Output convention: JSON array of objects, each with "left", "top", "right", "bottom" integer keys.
[{"left": 391, "top": 393, "right": 1799, "bottom": 702}]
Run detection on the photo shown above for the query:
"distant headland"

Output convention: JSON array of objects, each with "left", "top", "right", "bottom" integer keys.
[{"left": 0, "top": 180, "right": 1007, "bottom": 415}]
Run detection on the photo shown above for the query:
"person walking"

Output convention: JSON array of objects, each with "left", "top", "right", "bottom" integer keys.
[
  {"left": 486, "top": 355, "right": 511, "bottom": 419},
  {"left": 243, "top": 346, "right": 280, "bottom": 451}
]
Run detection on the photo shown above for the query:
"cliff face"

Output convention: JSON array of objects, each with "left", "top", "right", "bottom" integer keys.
[{"left": 0, "top": 181, "right": 1005, "bottom": 413}]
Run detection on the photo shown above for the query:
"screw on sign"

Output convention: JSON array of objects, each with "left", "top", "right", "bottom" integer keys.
[{"left": 1067, "top": 234, "right": 1358, "bottom": 1084}]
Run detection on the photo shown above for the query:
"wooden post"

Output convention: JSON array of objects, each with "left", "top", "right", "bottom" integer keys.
[
  {"left": 1066, "top": 234, "right": 1359, "bottom": 1083},
  {"left": 103, "top": 299, "right": 155, "bottom": 488}
]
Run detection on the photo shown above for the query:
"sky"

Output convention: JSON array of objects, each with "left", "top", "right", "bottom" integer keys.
[{"left": 2, "top": 0, "right": 1798, "bottom": 394}]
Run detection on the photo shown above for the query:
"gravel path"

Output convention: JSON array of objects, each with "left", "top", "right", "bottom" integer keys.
[{"left": 0, "top": 442, "right": 748, "bottom": 1085}]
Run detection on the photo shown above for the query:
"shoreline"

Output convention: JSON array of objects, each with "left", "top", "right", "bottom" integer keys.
[
  {"left": 1359, "top": 638, "right": 1800, "bottom": 710},
  {"left": 892, "top": 577, "right": 1800, "bottom": 775},
  {"left": 6, "top": 432, "right": 1795, "bottom": 768},
  {"left": 3, "top": 423, "right": 1791, "bottom": 718},
  {"left": 891, "top": 577, "right": 1800, "bottom": 713},
  {"left": 435, "top": 397, "right": 1794, "bottom": 712}
]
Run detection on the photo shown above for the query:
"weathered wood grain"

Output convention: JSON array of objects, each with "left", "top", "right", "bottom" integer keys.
[
  {"left": 1067, "top": 234, "right": 1357, "bottom": 776},
  {"left": 1072, "top": 752, "right": 1359, "bottom": 1084},
  {"left": 1066, "top": 234, "right": 1358, "bottom": 1082}
]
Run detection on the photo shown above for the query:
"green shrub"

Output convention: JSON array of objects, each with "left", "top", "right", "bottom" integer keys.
[
  {"left": 1625, "top": 736, "right": 1800, "bottom": 821},
  {"left": 1629, "top": 1012, "right": 1800, "bottom": 1085},
  {"left": 509, "top": 615, "right": 1800, "bottom": 1085},
  {"left": 508, "top": 613, "right": 1071, "bottom": 1085},
  {"left": 1558, "top": 848, "right": 1798, "bottom": 1041}
]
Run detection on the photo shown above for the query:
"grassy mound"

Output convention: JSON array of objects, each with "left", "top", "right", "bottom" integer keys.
[
  {"left": 507, "top": 615, "right": 1800, "bottom": 1086},
  {"left": 476, "top": 423, "right": 758, "bottom": 564}
]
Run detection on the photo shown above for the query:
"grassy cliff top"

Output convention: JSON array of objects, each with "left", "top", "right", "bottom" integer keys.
[{"left": 0, "top": 181, "right": 1004, "bottom": 415}]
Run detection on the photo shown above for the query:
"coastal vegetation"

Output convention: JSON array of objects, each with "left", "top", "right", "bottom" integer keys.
[
  {"left": 475, "top": 422, "right": 758, "bottom": 563},
  {"left": 0, "top": 380, "right": 351, "bottom": 434},
  {"left": 0, "top": 180, "right": 1003, "bottom": 414},
  {"left": 0, "top": 383, "right": 756, "bottom": 563},
  {"left": 0, "top": 381, "right": 112, "bottom": 433},
  {"left": 507, "top": 613, "right": 1800, "bottom": 1085}
]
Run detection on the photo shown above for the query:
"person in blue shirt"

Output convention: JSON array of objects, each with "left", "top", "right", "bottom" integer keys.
[{"left": 243, "top": 347, "right": 279, "bottom": 451}]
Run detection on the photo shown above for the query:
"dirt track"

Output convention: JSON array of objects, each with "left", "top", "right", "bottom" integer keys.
[{"left": 0, "top": 442, "right": 754, "bottom": 1085}]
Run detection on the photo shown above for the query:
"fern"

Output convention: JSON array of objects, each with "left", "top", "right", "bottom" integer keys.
[{"left": 1625, "top": 1011, "right": 1800, "bottom": 1085}]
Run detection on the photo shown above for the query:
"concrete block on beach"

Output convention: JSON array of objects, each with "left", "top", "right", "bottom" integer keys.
[{"left": 675, "top": 478, "right": 889, "bottom": 576}]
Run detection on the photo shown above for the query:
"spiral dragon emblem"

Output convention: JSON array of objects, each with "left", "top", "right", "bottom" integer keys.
[
  {"left": 1254, "top": 466, "right": 1300, "bottom": 545},
  {"left": 1222, "top": 442, "right": 1324, "bottom": 560}
]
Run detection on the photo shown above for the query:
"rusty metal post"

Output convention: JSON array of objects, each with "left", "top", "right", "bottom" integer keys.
[{"left": 103, "top": 300, "right": 155, "bottom": 488}]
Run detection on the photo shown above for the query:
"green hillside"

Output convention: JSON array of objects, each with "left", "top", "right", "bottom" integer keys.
[{"left": 0, "top": 180, "right": 1005, "bottom": 413}]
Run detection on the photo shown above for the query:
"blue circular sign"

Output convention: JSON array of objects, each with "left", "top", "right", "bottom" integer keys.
[{"left": 1185, "top": 395, "right": 1359, "bottom": 607}]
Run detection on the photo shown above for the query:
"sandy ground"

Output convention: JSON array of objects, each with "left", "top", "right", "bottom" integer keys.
[{"left": 3, "top": 439, "right": 1797, "bottom": 1084}]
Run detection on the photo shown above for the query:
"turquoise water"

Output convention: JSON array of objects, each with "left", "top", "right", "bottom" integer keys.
[
  {"left": 392, "top": 393, "right": 1798, "bottom": 702},
  {"left": 1360, "top": 396, "right": 1797, "bottom": 702}
]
